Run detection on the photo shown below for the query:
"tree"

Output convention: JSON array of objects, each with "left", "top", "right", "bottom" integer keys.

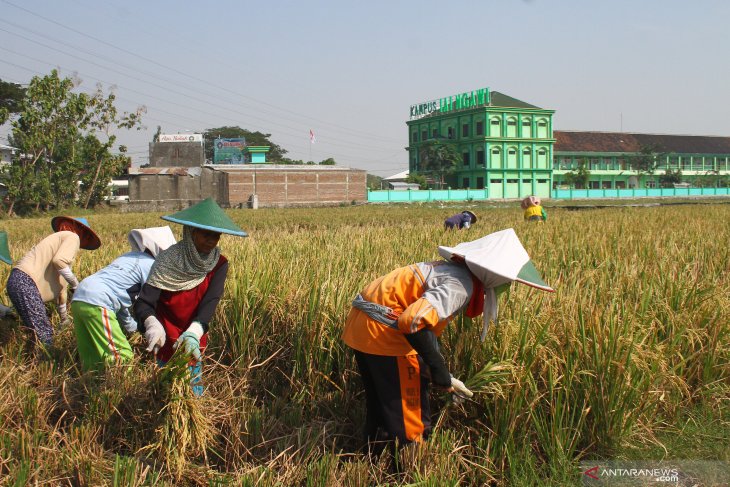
[
  {"left": 406, "top": 173, "right": 428, "bottom": 190},
  {"left": 203, "top": 126, "right": 288, "bottom": 161},
  {"left": 563, "top": 160, "right": 590, "bottom": 189},
  {"left": 318, "top": 158, "right": 336, "bottom": 166},
  {"left": 0, "top": 79, "right": 26, "bottom": 119},
  {"left": 628, "top": 144, "right": 667, "bottom": 187},
  {"left": 366, "top": 174, "right": 383, "bottom": 190},
  {"left": 418, "top": 140, "right": 460, "bottom": 189},
  {"left": 658, "top": 169, "right": 682, "bottom": 188},
  {"left": 2, "top": 70, "right": 143, "bottom": 214}
]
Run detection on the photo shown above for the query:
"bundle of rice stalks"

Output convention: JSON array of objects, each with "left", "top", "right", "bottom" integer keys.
[{"left": 138, "top": 350, "right": 216, "bottom": 480}]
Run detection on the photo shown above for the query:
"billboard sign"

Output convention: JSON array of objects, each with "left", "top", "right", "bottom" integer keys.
[
  {"left": 158, "top": 133, "right": 203, "bottom": 143},
  {"left": 214, "top": 138, "right": 247, "bottom": 164},
  {"left": 409, "top": 88, "right": 490, "bottom": 120}
]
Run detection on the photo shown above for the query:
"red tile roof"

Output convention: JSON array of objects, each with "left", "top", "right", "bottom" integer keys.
[{"left": 555, "top": 131, "right": 730, "bottom": 154}]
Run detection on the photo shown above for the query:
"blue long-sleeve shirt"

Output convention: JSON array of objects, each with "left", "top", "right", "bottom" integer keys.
[{"left": 72, "top": 251, "right": 155, "bottom": 333}]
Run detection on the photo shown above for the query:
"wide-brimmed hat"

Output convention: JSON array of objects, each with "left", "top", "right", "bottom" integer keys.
[
  {"left": 438, "top": 228, "right": 553, "bottom": 292},
  {"left": 51, "top": 216, "right": 101, "bottom": 250},
  {"left": 462, "top": 210, "right": 477, "bottom": 223},
  {"left": 520, "top": 196, "right": 541, "bottom": 210},
  {"left": 128, "top": 226, "right": 177, "bottom": 258},
  {"left": 161, "top": 198, "right": 247, "bottom": 237},
  {"left": 0, "top": 231, "right": 11, "bottom": 265}
]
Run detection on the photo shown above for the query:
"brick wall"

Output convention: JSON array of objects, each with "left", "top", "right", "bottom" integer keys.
[
  {"left": 223, "top": 167, "right": 366, "bottom": 207},
  {"left": 130, "top": 165, "right": 367, "bottom": 208}
]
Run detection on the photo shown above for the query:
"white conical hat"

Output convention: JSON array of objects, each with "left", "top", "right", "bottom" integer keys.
[
  {"left": 439, "top": 228, "right": 554, "bottom": 341},
  {"left": 128, "top": 226, "right": 177, "bottom": 258},
  {"left": 438, "top": 228, "right": 554, "bottom": 292}
]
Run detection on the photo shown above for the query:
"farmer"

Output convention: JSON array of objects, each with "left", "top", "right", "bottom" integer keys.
[
  {"left": 342, "top": 228, "right": 553, "bottom": 450},
  {"left": 133, "top": 198, "right": 247, "bottom": 395},
  {"left": 521, "top": 195, "right": 547, "bottom": 223},
  {"left": 0, "top": 231, "right": 16, "bottom": 319},
  {"left": 6, "top": 217, "right": 101, "bottom": 347},
  {"left": 444, "top": 210, "right": 477, "bottom": 230},
  {"left": 71, "top": 226, "right": 176, "bottom": 372}
]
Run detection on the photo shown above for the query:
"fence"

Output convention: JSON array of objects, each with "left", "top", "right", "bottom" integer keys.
[{"left": 367, "top": 187, "right": 730, "bottom": 202}]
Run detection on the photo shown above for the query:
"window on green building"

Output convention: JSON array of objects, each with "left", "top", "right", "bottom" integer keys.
[
  {"left": 476, "top": 121, "right": 484, "bottom": 136},
  {"left": 447, "top": 127, "right": 454, "bottom": 139},
  {"left": 490, "top": 118, "right": 501, "bottom": 137},
  {"left": 432, "top": 129, "right": 439, "bottom": 139},
  {"left": 477, "top": 177, "right": 484, "bottom": 189},
  {"left": 412, "top": 132, "right": 418, "bottom": 142},
  {"left": 421, "top": 130, "right": 427, "bottom": 141},
  {"left": 507, "top": 118, "right": 517, "bottom": 137},
  {"left": 462, "top": 177, "right": 470, "bottom": 188},
  {"left": 476, "top": 149, "right": 485, "bottom": 165},
  {"left": 522, "top": 119, "right": 532, "bottom": 137},
  {"left": 463, "top": 152, "right": 470, "bottom": 166},
  {"left": 462, "top": 124, "right": 469, "bottom": 137}
]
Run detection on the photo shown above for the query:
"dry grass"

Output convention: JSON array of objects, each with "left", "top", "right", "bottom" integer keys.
[{"left": 0, "top": 202, "right": 728, "bottom": 485}]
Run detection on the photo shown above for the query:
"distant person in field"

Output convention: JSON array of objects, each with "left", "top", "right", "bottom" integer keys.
[
  {"left": 71, "top": 227, "right": 176, "bottom": 372},
  {"left": 0, "top": 231, "right": 16, "bottom": 319},
  {"left": 6, "top": 217, "right": 101, "bottom": 347},
  {"left": 444, "top": 210, "right": 477, "bottom": 230},
  {"left": 133, "top": 198, "right": 247, "bottom": 396},
  {"left": 342, "top": 228, "right": 554, "bottom": 452},
  {"left": 521, "top": 196, "right": 547, "bottom": 223}
]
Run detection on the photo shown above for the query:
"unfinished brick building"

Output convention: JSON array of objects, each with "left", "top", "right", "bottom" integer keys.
[{"left": 127, "top": 165, "right": 367, "bottom": 210}]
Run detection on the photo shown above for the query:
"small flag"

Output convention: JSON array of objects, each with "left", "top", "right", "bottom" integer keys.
[{"left": 309, "top": 129, "right": 316, "bottom": 144}]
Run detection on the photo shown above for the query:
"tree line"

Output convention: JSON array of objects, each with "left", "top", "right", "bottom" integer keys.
[
  {"left": 1, "top": 72, "right": 338, "bottom": 217},
  {"left": 0, "top": 71, "right": 143, "bottom": 216}
]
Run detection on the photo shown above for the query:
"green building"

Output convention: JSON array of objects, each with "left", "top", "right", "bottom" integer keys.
[
  {"left": 553, "top": 131, "right": 730, "bottom": 190},
  {"left": 406, "top": 88, "right": 555, "bottom": 199},
  {"left": 404, "top": 88, "right": 729, "bottom": 200}
]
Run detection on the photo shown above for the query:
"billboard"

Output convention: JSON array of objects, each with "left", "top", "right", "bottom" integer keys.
[
  {"left": 158, "top": 133, "right": 203, "bottom": 143},
  {"left": 213, "top": 138, "right": 247, "bottom": 164}
]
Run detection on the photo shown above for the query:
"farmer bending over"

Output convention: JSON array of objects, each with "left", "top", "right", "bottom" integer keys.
[{"left": 342, "top": 228, "right": 553, "bottom": 451}]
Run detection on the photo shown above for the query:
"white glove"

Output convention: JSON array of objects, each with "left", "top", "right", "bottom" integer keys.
[
  {"left": 57, "top": 303, "right": 71, "bottom": 327},
  {"left": 173, "top": 321, "right": 204, "bottom": 361},
  {"left": 144, "top": 316, "right": 166, "bottom": 354},
  {"left": 450, "top": 376, "right": 474, "bottom": 405},
  {"left": 58, "top": 267, "right": 79, "bottom": 290}
]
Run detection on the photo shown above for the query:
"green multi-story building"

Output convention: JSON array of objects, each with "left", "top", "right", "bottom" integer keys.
[
  {"left": 553, "top": 131, "right": 730, "bottom": 190},
  {"left": 406, "top": 88, "right": 555, "bottom": 199},
  {"left": 405, "top": 87, "right": 729, "bottom": 200}
]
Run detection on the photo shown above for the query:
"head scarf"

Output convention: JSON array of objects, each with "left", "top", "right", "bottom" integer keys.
[
  {"left": 145, "top": 225, "right": 221, "bottom": 292},
  {"left": 128, "top": 226, "right": 176, "bottom": 258}
]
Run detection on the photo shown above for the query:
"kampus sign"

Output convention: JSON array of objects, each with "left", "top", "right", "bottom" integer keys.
[{"left": 409, "top": 88, "right": 490, "bottom": 120}]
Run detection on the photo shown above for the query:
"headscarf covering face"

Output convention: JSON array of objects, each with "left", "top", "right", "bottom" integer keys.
[{"left": 145, "top": 225, "right": 221, "bottom": 292}]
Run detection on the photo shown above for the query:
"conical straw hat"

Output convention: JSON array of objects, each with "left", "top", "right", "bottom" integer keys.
[
  {"left": 438, "top": 228, "right": 553, "bottom": 292},
  {"left": 0, "top": 231, "right": 11, "bottom": 265},
  {"left": 161, "top": 198, "right": 247, "bottom": 237},
  {"left": 51, "top": 216, "right": 101, "bottom": 250}
]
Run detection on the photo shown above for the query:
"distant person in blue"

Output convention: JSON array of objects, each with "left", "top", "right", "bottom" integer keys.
[
  {"left": 444, "top": 210, "right": 477, "bottom": 230},
  {"left": 71, "top": 226, "right": 176, "bottom": 372}
]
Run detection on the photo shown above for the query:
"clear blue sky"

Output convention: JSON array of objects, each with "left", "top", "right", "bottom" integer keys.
[{"left": 1, "top": 0, "right": 728, "bottom": 177}]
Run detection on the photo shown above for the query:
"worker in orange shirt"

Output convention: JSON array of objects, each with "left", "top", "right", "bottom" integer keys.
[{"left": 342, "top": 228, "right": 554, "bottom": 452}]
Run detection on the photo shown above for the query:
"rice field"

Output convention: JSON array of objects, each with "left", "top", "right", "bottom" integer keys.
[{"left": 0, "top": 202, "right": 728, "bottom": 486}]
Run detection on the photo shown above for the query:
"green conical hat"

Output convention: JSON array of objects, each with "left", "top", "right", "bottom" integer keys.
[
  {"left": 0, "top": 231, "right": 11, "bottom": 265},
  {"left": 161, "top": 198, "right": 248, "bottom": 237}
]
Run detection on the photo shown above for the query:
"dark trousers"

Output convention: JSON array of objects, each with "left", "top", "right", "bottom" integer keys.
[
  {"left": 7, "top": 269, "right": 53, "bottom": 345},
  {"left": 354, "top": 350, "right": 432, "bottom": 449}
]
